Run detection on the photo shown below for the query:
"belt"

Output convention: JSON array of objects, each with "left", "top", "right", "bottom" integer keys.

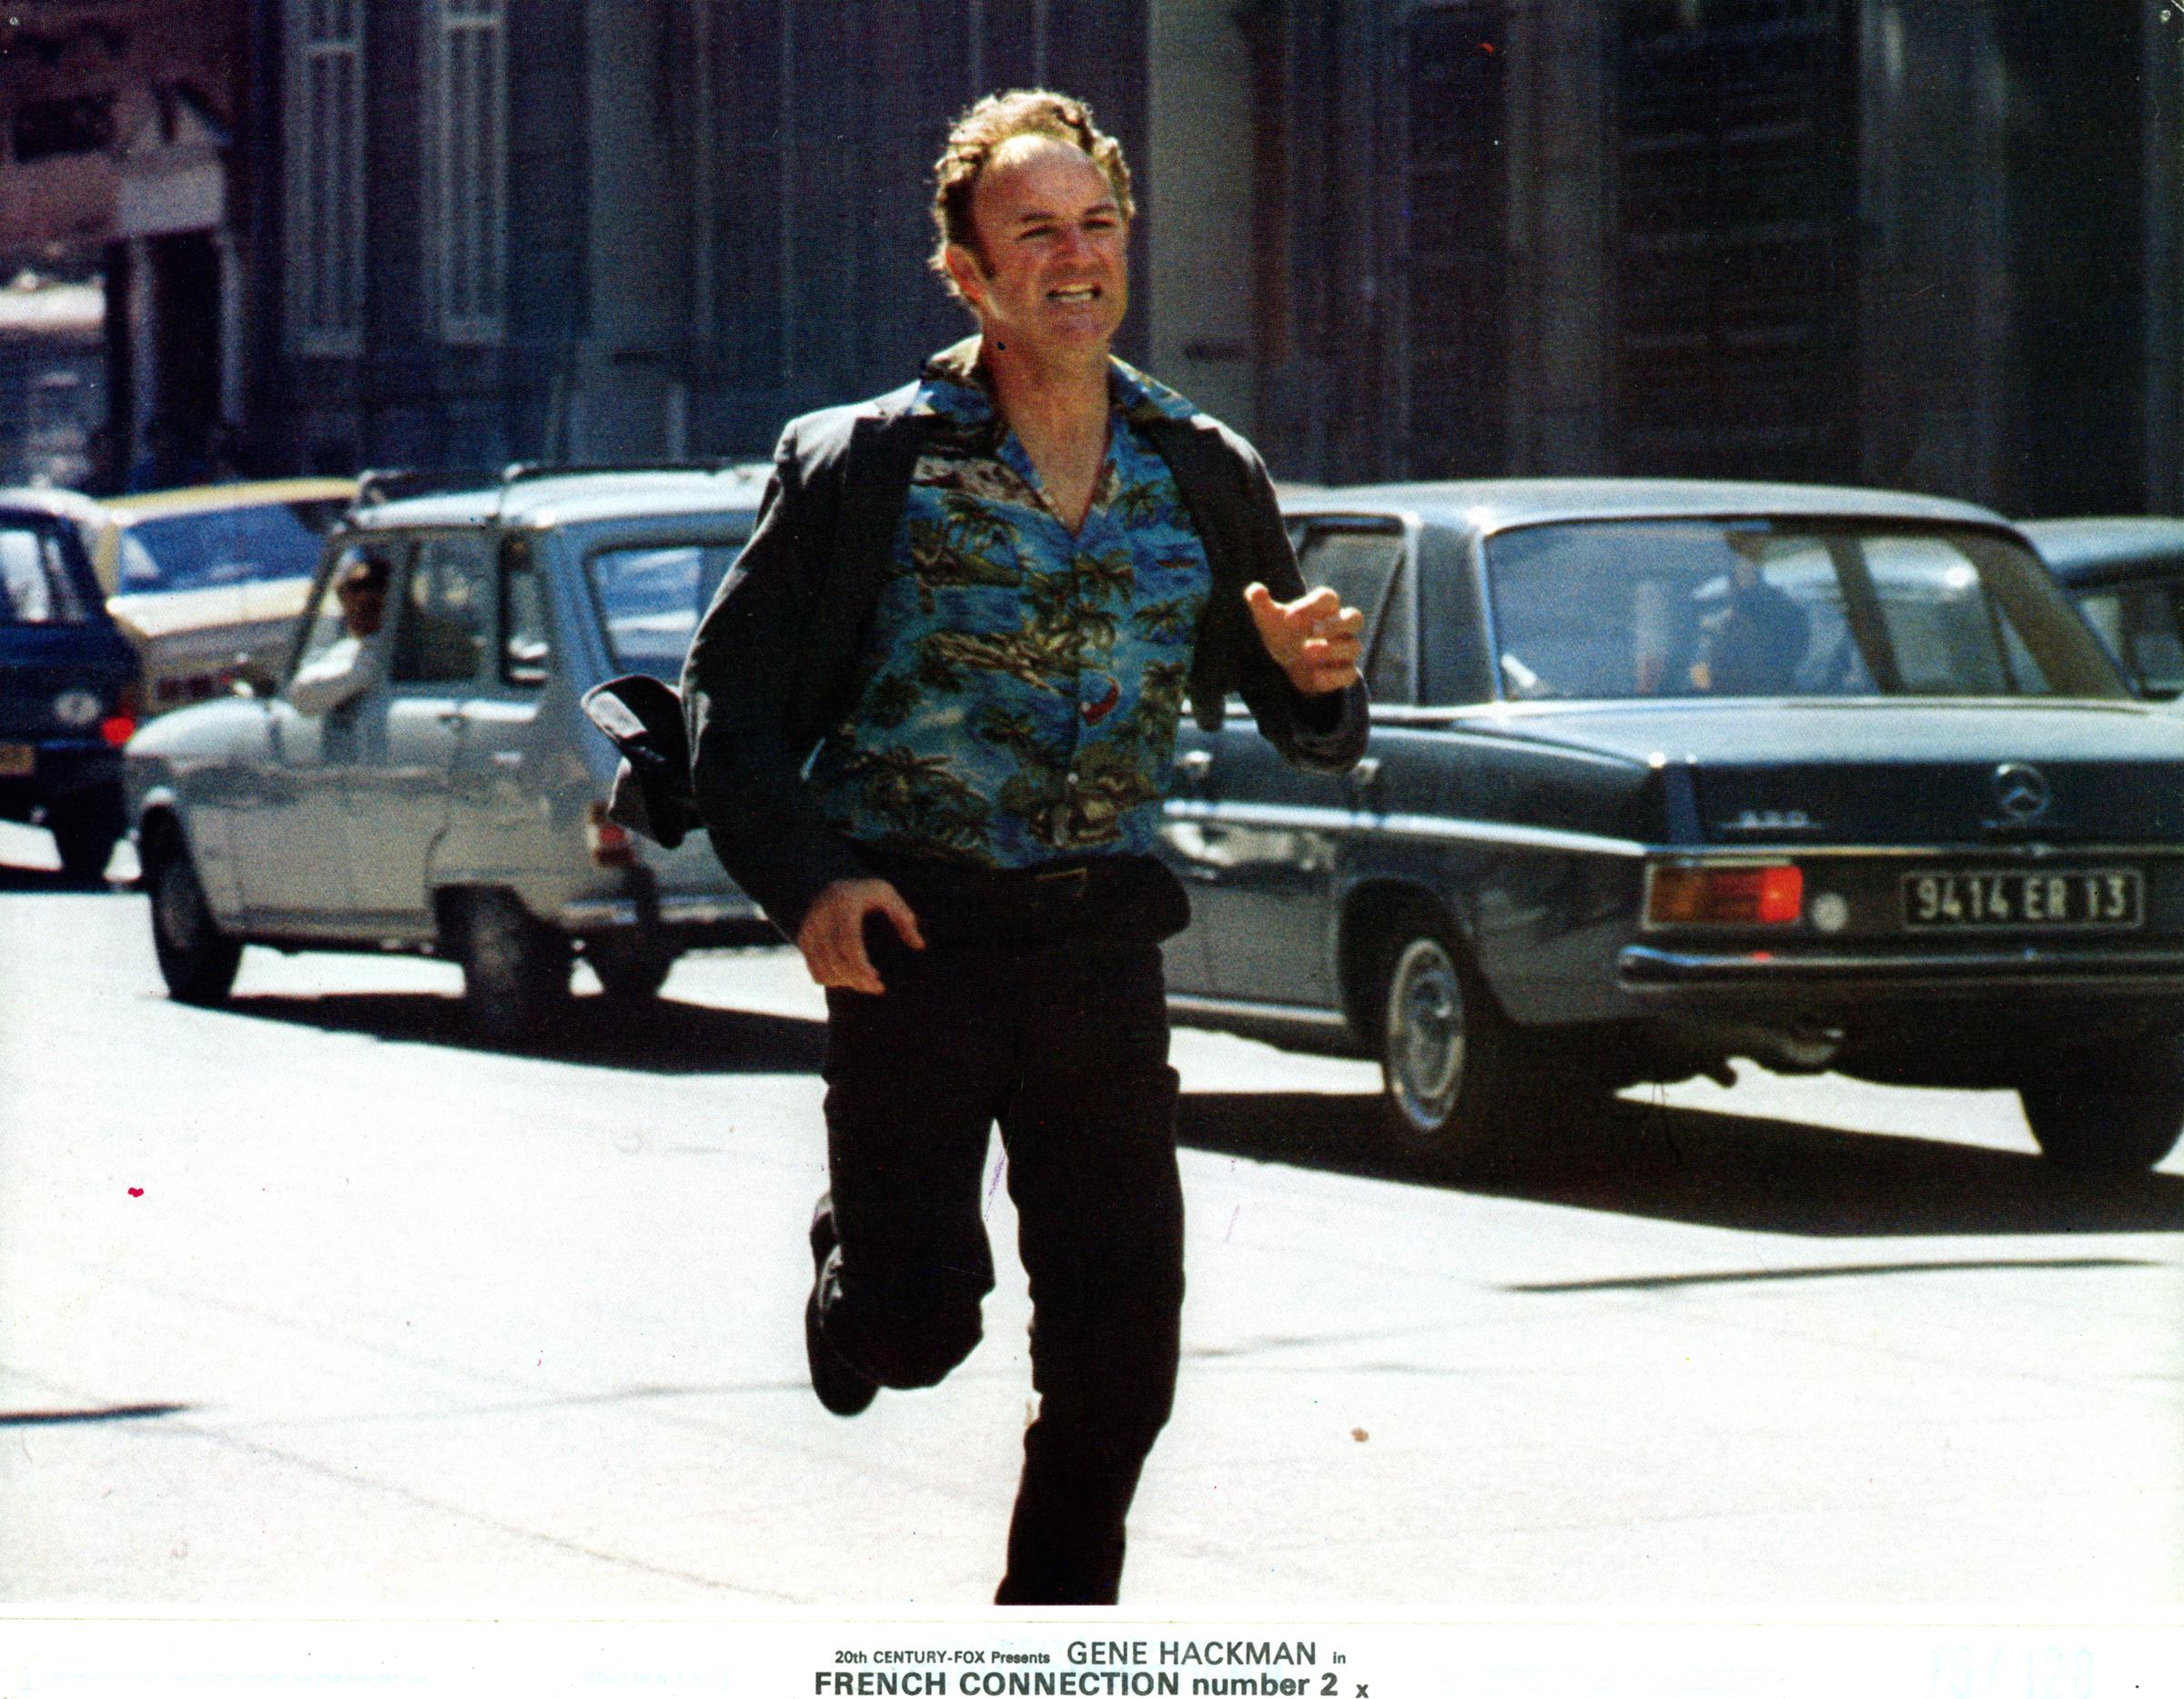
[
  {"left": 854, "top": 848, "right": 1188, "bottom": 946},
  {"left": 861, "top": 848, "right": 1110, "bottom": 896}
]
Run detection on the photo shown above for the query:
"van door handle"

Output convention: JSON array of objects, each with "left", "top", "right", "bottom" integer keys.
[
  {"left": 490, "top": 750, "right": 523, "bottom": 768},
  {"left": 437, "top": 708, "right": 465, "bottom": 727}
]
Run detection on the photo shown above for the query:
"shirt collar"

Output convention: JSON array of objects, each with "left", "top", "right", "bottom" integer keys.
[{"left": 911, "top": 337, "right": 1199, "bottom": 429}]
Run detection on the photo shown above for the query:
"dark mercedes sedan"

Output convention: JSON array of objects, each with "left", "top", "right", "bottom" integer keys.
[{"left": 1158, "top": 480, "right": 2184, "bottom": 1178}]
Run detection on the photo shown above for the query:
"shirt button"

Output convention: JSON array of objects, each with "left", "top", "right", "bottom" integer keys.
[{"left": 1066, "top": 772, "right": 1080, "bottom": 788}]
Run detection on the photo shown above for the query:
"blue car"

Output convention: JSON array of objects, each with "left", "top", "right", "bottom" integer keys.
[{"left": 0, "top": 494, "right": 143, "bottom": 882}]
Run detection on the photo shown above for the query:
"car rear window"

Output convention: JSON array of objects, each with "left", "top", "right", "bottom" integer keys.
[
  {"left": 1485, "top": 520, "right": 2129, "bottom": 703},
  {"left": 116, "top": 499, "right": 349, "bottom": 593},
  {"left": 585, "top": 535, "right": 750, "bottom": 676},
  {"left": 0, "top": 520, "right": 92, "bottom": 626}
]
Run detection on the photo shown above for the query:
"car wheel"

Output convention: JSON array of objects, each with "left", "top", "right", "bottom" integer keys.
[
  {"left": 1375, "top": 921, "right": 1538, "bottom": 1178},
  {"left": 587, "top": 933, "right": 677, "bottom": 1003},
  {"left": 2017, "top": 1038, "right": 2184, "bottom": 1176},
  {"left": 49, "top": 801, "right": 120, "bottom": 886},
  {"left": 148, "top": 846, "right": 243, "bottom": 1006},
  {"left": 460, "top": 889, "right": 573, "bottom": 1045}
]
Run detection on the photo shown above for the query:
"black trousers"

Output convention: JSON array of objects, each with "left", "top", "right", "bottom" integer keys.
[{"left": 815, "top": 926, "right": 1186, "bottom": 1606}]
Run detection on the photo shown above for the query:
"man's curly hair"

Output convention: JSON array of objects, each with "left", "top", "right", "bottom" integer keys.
[{"left": 929, "top": 88, "right": 1134, "bottom": 301}]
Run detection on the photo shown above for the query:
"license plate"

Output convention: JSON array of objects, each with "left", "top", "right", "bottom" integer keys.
[
  {"left": 1902, "top": 867, "right": 2143, "bottom": 929},
  {"left": 0, "top": 742, "right": 32, "bottom": 778}
]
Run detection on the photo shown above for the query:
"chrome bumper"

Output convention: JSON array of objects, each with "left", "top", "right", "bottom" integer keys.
[
  {"left": 560, "top": 893, "right": 763, "bottom": 930},
  {"left": 1621, "top": 942, "right": 2184, "bottom": 992}
]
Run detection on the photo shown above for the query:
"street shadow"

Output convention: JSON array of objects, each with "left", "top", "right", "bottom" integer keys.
[
  {"left": 0, "top": 1401, "right": 191, "bottom": 1427},
  {"left": 1178, "top": 1091, "right": 1391, "bottom": 1178},
  {"left": 1175, "top": 1090, "right": 2184, "bottom": 1237},
  {"left": 224, "top": 989, "right": 827, "bottom": 1076},
  {"left": 0, "top": 864, "right": 130, "bottom": 893},
  {"left": 126, "top": 971, "right": 2184, "bottom": 1234}
]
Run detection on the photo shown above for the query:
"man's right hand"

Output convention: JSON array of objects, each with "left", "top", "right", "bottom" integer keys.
[{"left": 796, "top": 878, "right": 925, "bottom": 995}]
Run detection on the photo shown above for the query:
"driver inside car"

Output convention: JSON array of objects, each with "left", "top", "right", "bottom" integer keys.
[
  {"left": 288, "top": 551, "right": 391, "bottom": 715},
  {"left": 1691, "top": 546, "right": 1810, "bottom": 695}
]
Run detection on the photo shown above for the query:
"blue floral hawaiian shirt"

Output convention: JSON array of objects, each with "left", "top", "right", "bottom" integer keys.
[{"left": 809, "top": 339, "right": 1215, "bottom": 868}]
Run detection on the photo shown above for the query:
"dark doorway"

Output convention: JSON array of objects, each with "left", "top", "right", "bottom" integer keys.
[
  {"left": 151, "top": 230, "right": 222, "bottom": 445},
  {"left": 1998, "top": 7, "right": 2146, "bottom": 518},
  {"left": 1404, "top": 0, "right": 1509, "bottom": 479},
  {"left": 1613, "top": 0, "right": 1859, "bottom": 481}
]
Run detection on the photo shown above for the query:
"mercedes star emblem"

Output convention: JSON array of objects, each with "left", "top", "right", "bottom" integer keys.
[{"left": 1991, "top": 763, "right": 2051, "bottom": 824}]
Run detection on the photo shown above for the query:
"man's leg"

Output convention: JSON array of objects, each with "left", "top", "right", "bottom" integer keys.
[
  {"left": 816, "top": 944, "right": 1013, "bottom": 1392},
  {"left": 992, "top": 943, "right": 1185, "bottom": 1605}
]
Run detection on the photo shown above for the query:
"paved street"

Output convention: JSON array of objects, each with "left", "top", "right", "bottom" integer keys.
[{"left": 2, "top": 825, "right": 2179, "bottom": 1643}]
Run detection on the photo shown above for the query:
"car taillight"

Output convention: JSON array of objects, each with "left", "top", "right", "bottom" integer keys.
[
  {"left": 1646, "top": 862, "right": 1804, "bottom": 926},
  {"left": 586, "top": 800, "right": 639, "bottom": 868},
  {"left": 100, "top": 682, "right": 142, "bottom": 748}
]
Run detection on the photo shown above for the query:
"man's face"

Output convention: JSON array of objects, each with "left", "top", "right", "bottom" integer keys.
[
  {"left": 336, "top": 573, "right": 387, "bottom": 637},
  {"left": 947, "top": 134, "right": 1127, "bottom": 362}
]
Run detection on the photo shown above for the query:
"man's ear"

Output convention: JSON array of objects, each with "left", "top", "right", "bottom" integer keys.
[{"left": 943, "top": 241, "right": 987, "bottom": 310}]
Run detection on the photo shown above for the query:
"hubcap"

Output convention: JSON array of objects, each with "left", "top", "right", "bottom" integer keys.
[{"left": 1387, "top": 936, "right": 1465, "bottom": 1133}]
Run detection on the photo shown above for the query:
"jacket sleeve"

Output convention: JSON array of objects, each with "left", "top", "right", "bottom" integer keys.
[
  {"left": 1223, "top": 440, "right": 1370, "bottom": 775},
  {"left": 681, "top": 424, "right": 870, "bottom": 941}
]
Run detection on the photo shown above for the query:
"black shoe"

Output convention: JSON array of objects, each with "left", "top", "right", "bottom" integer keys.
[{"left": 805, "top": 1200, "right": 879, "bottom": 1418}]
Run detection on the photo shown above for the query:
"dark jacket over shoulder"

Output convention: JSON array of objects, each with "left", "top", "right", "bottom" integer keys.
[{"left": 682, "top": 379, "right": 1368, "bottom": 939}]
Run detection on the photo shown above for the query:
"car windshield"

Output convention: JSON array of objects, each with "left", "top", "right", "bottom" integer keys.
[
  {"left": 586, "top": 536, "right": 749, "bottom": 677},
  {"left": 0, "top": 519, "right": 91, "bottom": 625},
  {"left": 1484, "top": 520, "right": 2129, "bottom": 703},
  {"left": 116, "top": 498, "right": 350, "bottom": 593}
]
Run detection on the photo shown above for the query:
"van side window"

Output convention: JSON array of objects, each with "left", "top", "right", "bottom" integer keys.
[
  {"left": 391, "top": 533, "right": 490, "bottom": 685},
  {"left": 291, "top": 539, "right": 397, "bottom": 677},
  {"left": 500, "top": 532, "right": 549, "bottom": 687},
  {"left": 0, "top": 521, "right": 88, "bottom": 625}
]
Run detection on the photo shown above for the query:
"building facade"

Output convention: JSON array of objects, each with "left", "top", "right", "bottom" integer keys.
[
  {"left": 1227, "top": 0, "right": 2183, "bottom": 516},
  {"left": 9, "top": 1, "right": 2174, "bottom": 517},
  {"left": 258, "top": 0, "right": 1150, "bottom": 478}
]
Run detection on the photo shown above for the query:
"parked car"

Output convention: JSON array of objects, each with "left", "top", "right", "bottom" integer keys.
[
  {"left": 0, "top": 495, "right": 142, "bottom": 881},
  {"left": 124, "top": 464, "right": 774, "bottom": 1038},
  {"left": 0, "top": 478, "right": 358, "bottom": 716},
  {"left": 10, "top": 477, "right": 354, "bottom": 717},
  {"left": 2019, "top": 516, "right": 2184, "bottom": 701},
  {"left": 1158, "top": 479, "right": 2184, "bottom": 1177}
]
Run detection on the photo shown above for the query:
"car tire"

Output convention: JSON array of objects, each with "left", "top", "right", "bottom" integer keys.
[
  {"left": 587, "top": 933, "right": 677, "bottom": 1003},
  {"left": 49, "top": 800, "right": 120, "bottom": 886},
  {"left": 148, "top": 845, "right": 243, "bottom": 1006},
  {"left": 460, "top": 889, "right": 573, "bottom": 1045},
  {"left": 1374, "top": 919, "right": 1544, "bottom": 1178},
  {"left": 2017, "top": 1038, "right": 2184, "bottom": 1176}
]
